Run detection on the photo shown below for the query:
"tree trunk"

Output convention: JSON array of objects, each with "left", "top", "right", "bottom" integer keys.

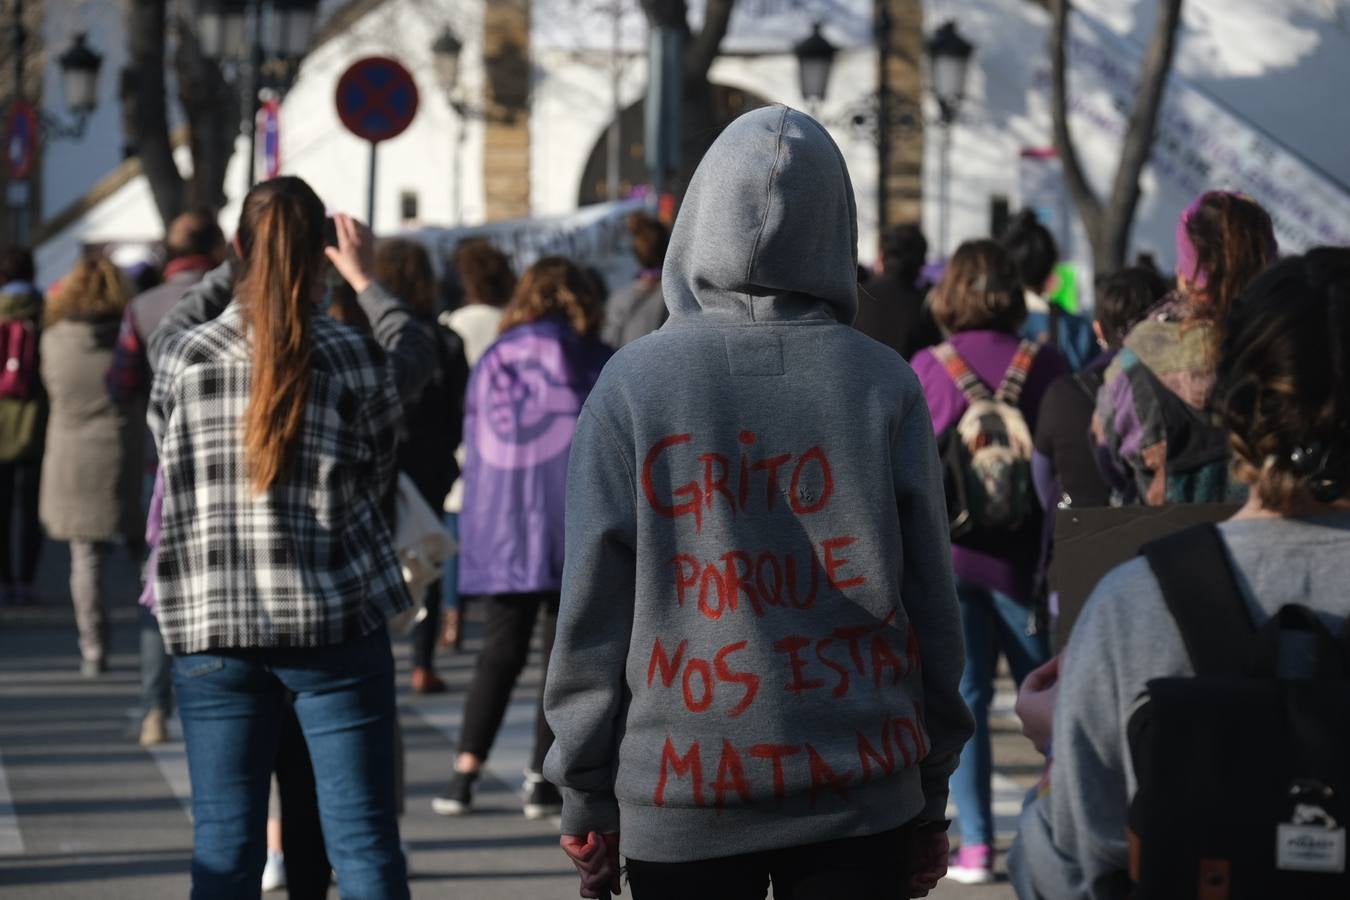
[
  {"left": 174, "top": 12, "right": 239, "bottom": 213},
  {"left": 121, "top": 0, "right": 185, "bottom": 227},
  {"left": 1049, "top": 0, "right": 1184, "bottom": 273},
  {"left": 641, "top": 0, "right": 737, "bottom": 197}
]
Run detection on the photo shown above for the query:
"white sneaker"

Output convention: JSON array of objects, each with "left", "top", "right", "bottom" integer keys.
[{"left": 261, "top": 850, "right": 287, "bottom": 892}]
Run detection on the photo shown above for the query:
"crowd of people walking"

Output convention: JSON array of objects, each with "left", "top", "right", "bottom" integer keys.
[{"left": 4, "top": 102, "right": 1348, "bottom": 900}]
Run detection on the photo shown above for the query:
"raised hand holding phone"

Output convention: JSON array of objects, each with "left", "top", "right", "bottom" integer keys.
[{"left": 323, "top": 212, "right": 376, "bottom": 295}]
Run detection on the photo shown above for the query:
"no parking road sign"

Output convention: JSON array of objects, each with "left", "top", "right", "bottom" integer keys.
[
  {"left": 335, "top": 57, "right": 420, "bottom": 229},
  {"left": 5, "top": 101, "right": 39, "bottom": 181},
  {"left": 337, "top": 57, "right": 419, "bottom": 144}
]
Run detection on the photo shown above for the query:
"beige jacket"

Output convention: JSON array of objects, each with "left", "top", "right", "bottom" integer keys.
[{"left": 39, "top": 316, "right": 144, "bottom": 542}]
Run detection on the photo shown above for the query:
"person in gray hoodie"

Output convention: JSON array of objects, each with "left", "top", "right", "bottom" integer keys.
[{"left": 543, "top": 106, "right": 973, "bottom": 899}]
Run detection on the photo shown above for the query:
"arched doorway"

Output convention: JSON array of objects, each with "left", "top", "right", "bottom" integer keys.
[{"left": 576, "top": 84, "right": 772, "bottom": 206}]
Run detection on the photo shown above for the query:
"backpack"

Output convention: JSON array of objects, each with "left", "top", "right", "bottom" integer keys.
[
  {"left": 1127, "top": 524, "right": 1350, "bottom": 899},
  {"left": 934, "top": 340, "right": 1040, "bottom": 546},
  {"left": 0, "top": 319, "right": 37, "bottom": 401}
]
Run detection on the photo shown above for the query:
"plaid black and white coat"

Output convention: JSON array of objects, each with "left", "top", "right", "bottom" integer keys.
[{"left": 148, "top": 299, "right": 413, "bottom": 655}]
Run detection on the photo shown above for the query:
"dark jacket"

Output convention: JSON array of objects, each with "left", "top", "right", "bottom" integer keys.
[
  {"left": 398, "top": 320, "right": 470, "bottom": 509},
  {"left": 854, "top": 272, "right": 938, "bottom": 359}
]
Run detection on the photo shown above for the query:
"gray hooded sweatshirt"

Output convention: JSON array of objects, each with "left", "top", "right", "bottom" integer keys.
[{"left": 543, "top": 106, "right": 973, "bottom": 863}]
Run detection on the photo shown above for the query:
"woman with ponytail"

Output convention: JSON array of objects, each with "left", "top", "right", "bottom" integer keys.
[{"left": 148, "top": 176, "right": 431, "bottom": 899}]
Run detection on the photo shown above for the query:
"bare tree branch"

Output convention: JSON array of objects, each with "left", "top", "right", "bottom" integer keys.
[
  {"left": 1049, "top": 0, "right": 1102, "bottom": 244},
  {"left": 121, "top": 0, "right": 185, "bottom": 226},
  {"left": 1101, "top": 0, "right": 1184, "bottom": 265},
  {"left": 1050, "top": 0, "right": 1184, "bottom": 271}
]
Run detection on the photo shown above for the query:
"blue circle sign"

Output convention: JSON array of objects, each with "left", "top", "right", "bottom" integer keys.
[
  {"left": 335, "top": 57, "right": 419, "bottom": 144},
  {"left": 5, "top": 101, "right": 38, "bottom": 180}
]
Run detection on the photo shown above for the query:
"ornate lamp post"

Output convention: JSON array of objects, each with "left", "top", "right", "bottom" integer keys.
[
  {"left": 793, "top": 22, "right": 837, "bottom": 117},
  {"left": 926, "top": 20, "right": 974, "bottom": 256},
  {"left": 197, "top": 0, "right": 320, "bottom": 191}
]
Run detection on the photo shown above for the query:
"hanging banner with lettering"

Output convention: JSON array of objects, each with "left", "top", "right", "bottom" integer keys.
[{"left": 531, "top": 0, "right": 872, "bottom": 53}]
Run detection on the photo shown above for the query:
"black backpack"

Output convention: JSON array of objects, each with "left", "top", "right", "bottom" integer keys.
[{"left": 1127, "top": 524, "right": 1350, "bottom": 899}]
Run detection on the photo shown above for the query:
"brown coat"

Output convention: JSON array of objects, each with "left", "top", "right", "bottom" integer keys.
[{"left": 38, "top": 316, "right": 144, "bottom": 542}]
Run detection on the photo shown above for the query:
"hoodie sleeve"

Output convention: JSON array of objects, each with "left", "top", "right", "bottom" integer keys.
[
  {"left": 892, "top": 374, "right": 974, "bottom": 823},
  {"left": 355, "top": 281, "right": 437, "bottom": 406},
  {"left": 543, "top": 403, "right": 638, "bottom": 836},
  {"left": 1008, "top": 566, "right": 1141, "bottom": 900}
]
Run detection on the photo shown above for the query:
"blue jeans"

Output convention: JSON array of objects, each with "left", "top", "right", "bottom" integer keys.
[
  {"left": 950, "top": 580, "right": 1048, "bottom": 847},
  {"left": 173, "top": 628, "right": 408, "bottom": 900},
  {"left": 442, "top": 512, "right": 461, "bottom": 615},
  {"left": 140, "top": 607, "right": 172, "bottom": 717}
]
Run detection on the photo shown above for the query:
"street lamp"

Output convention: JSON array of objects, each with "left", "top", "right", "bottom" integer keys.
[
  {"left": 198, "top": 0, "right": 248, "bottom": 61},
  {"left": 196, "top": 0, "right": 320, "bottom": 190},
  {"left": 925, "top": 20, "right": 974, "bottom": 257},
  {"left": 7, "top": 4, "right": 102, "bottom": 141},
  {"left": 432, "top": 27, "right": 463, "bottom": 98},
  {"left": 431, "top": 25, "right": 517, "bottom": 222},
  {"left": 793, "top": 22, "right": 836, "bottom": 113},
  {"left": 57, "top": 33, "right": 102, "bottom": 117},
  {"left": 269, "top": 0, "right": 318, "bottom": 60},
  {"left": 925, "top": 21, "right": 974, "bottom": 124}
]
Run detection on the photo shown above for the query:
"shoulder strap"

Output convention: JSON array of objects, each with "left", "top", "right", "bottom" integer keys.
[
  {"left": 1141, "top": 524, "right": 1255, "bottom": 676},
  {"left": 1047, "top": 303, "right": 1062, "bottom": 351},
  {"left": 995, "top": 340, "right": 1041, "bottom": 405},
  {"left": 932, "top": 342, "right": 992, "bottom": 404},
  {"left": 1071, "top": 368, "right": 1104, "bottom": 404}
]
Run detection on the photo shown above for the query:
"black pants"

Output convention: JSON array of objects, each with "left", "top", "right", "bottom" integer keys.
[
  {"left": 411, "top": 581, "right": 443, "bottom": 669},
  {"left": 457, "top": 592, "right": 558, "bottom": 773},
  {"left": 625, "top": 825, "right": 917, "bottom": 900},
  {"left": 276, "top": 701, "right": 331, "bottom": 900},
  {"left": 0, "top": 459, "right": 42, "bottom": 586}
]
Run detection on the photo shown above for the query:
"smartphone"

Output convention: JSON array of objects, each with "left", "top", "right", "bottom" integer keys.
[{"left": 323, "top": 216, "right": 339, "bottom": 249}]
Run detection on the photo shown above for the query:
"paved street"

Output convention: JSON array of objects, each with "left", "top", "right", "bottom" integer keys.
[{"left": 0, "top": 542, "right": 1036, "bottom": 899}]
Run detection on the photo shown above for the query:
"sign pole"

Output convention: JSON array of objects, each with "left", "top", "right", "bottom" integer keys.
[
  {"left": 334, "top": 56, "right": 419, "bottom": 232},
  {"left": 367, "top": 141, "right": 378, "bottom": 230}
]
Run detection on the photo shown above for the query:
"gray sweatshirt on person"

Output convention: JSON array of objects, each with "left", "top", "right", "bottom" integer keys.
[
  {"left": 542, "top": 106, "right": 973, "bottom": 863},
  {"left": 1009, "top": 512, "right": 1350, "bottom": 899}
]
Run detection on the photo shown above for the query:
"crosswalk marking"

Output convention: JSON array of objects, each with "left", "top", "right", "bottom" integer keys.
[
  {"left": 407, "top": 694, "right": 538, "bottom": 794},
  {"left": 0, "top": 751, "right": 24, "bottom": 855}
]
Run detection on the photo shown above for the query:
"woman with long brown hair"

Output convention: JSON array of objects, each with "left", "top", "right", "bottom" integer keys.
[
  {"left": 1095, "top": 191, "right": 1278, "bottom": 505},
  {"left": 437, "top": 238, "right": 518, "bottom": 650},
  {"left": 374, "top": 238, "right": 469, "bottom": 695},
  {"left": 909, "top": 239, "right": 1070, "bottom": 884},
  {"left": 432, "top": 256, "right": 611, "bottom": 819},
  {"left": 40, "top": 256, "right": 141, "bottom": 676},
  {"left": 148, "top": 176, "right": 428, "bottom": 898}
]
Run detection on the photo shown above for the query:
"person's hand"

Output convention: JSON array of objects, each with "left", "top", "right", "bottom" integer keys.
[
  {"left": 1015, "top": 654, "right": 1061, "bottom": 756},
  {"left": 908, "top": 829, "right": 949, "bottom": 897},
  {"left": 561, "top": 831, "right": 621, "bottom": 898},
  {"left": 323, "top": 213, "right": 376, "bottom": 295}
]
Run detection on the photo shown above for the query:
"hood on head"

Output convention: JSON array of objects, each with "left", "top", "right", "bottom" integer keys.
[{"left": 662, "top": 105, "right": 858, "bottom": 325}]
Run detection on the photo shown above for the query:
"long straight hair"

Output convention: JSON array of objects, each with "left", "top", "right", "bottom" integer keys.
[{"left": 235, "top": 176, "right": 326, "bottom": 493}]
